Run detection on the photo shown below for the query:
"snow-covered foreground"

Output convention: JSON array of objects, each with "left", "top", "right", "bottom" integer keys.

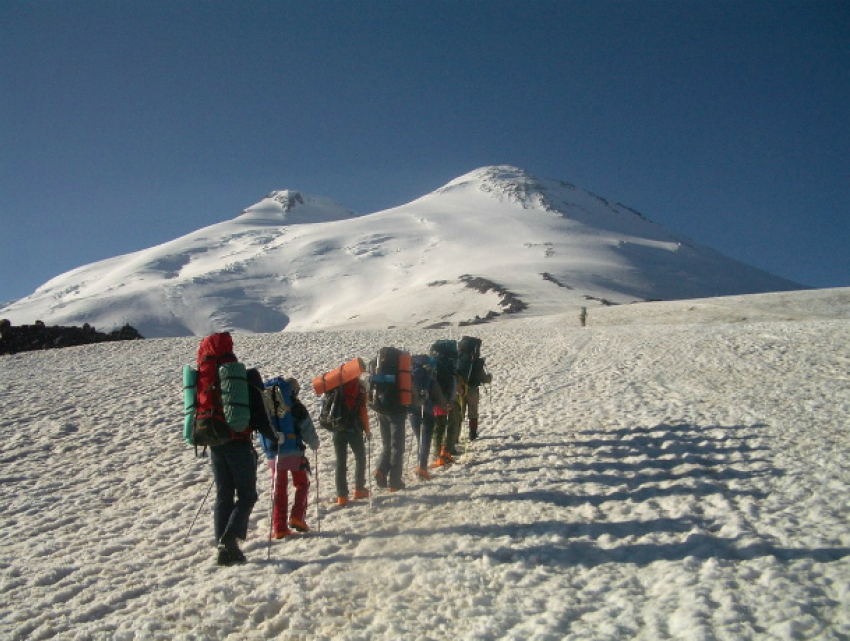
[{"left": 2, "top": 293, "right": 850, "bottom": 640}]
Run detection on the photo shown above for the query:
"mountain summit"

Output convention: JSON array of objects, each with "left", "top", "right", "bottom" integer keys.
[
  {"left": 239, "top": 190, "right": 356, "bottom": 224},
  {"left": 0, "top": 166, "right": 803, "bottom": 337}
]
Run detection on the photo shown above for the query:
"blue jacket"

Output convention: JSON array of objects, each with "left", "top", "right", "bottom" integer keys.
[{"left": 258, "top": 396, "right": 320, "bottom": 460}]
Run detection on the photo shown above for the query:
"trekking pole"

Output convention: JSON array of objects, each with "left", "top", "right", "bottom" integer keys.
[
  {"left": 185, "top": 478, "right": 214, "bottom": 541},
  {"left": 267, "top": 452, "right": 279, "bottom": 560},
  {"left": 314, "top": 448, "right": 321, "bottom": 533},
  {"left": 418, "top": 405, "right": 425, "bottom": 468},
  {"left": 405, "top": 416, "right": 412, "bottom": 471},
  {"left": 459, "top": 395, "right": 469, "bottom": 456},
  {"left": 367, "top": 421, "right": 373, "bottom": 510}
]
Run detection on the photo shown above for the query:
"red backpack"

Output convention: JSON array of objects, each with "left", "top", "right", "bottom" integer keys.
[{"left": 191, "top": 332, "right": 249, "bottom": 450}]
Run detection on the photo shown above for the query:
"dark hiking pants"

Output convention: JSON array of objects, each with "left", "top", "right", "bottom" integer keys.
[
  {"left": 333, "top": 429, "right": 367, "bottom": 498},
  {"left": 376, "top": 411, "right": 407, "bottom": 488},
  {"left": 210, "top": 438, "right": 258, "bottom": 543},
  {"left": 408, "top": 406, "right": 434, "bottom": 470}
]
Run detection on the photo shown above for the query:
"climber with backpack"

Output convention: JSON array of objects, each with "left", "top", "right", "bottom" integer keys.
[
  {"left": 456, "top": 336, "right": 492, "bottom": 441},
  {"left": 314, "top": 359, "right": 371, "bottom": 507},
  {"left": 429, "top": 339, "right": 459, "bottom": 467},
  {"left": 188, "top": 332, "right": 270, "bottom": 566},
  {"left": 369, "top": 347, "right": 413, "bottom": 492},
  {"left": 257, "top": 377, "right": 319, "bottom": 539},
  {"left": 408, "top": 354, "right": 448, "bottom": 480}
]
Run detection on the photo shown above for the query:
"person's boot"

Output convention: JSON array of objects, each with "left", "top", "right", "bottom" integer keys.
[
  {"left": 374, "top": 471, "right": 387, "bottom": 489},
  {"left": 288, "top": 517, "right": 310, "bottom": 533},
  {"left": 217, "top": 532, "right": 247, "bottom": 566},
  {"left": 469, "top": 418, "right": 479, "bottom": 441},
  {"left": 414, "top": 466, "right": 431, "bottom": 481}
]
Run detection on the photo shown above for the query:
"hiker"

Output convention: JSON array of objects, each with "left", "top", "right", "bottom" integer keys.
[
  {"left": 456, "top": 336, "right": 492, "bottom": 442},
  {"left": 195, "top": 332, "right": 268, "bottom": 566},
  {"left": 408, "top": 354, "right": 448, "bottom": 480},
  {"left": 429, "top": 340, "right": 459, "bottom": 467},
  {"left": 257, "top": 377, "right": 319, "bottom": 538},
  {"left": 331, "top": 376, "right": 371, "bottom": 506},
  {"left": 369, "top": 347, "right": 413, "bottom": 492}
]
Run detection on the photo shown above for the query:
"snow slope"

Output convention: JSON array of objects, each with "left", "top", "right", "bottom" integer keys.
[
  {"left": 1, "top": 288, "right": 849, "bottom": 640},
  {"left": 0, "top": 167, "right": 803, "bottom": 338}
]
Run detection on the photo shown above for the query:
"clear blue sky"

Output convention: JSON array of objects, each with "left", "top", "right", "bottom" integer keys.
[{"left": 2, "top": 0, "right": 848, "bottom": 304}]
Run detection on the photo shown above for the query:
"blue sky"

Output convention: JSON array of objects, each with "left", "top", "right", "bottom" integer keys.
[{"left": 1, "top": 0, "right": 848, "bottom": 305}]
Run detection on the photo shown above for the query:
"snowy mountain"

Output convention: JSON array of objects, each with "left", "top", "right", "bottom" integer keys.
[{"left": 0, "top": 166, "right": 804, "bottom": 337}]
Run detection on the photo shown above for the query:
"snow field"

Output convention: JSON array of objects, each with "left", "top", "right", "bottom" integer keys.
[{"left": 1, "top": 305, "right": 849, "bottom": 639}]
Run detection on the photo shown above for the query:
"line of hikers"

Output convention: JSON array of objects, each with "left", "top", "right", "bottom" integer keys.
[{"left": 183, "top": 332, "right": 492, "bottom": 566}]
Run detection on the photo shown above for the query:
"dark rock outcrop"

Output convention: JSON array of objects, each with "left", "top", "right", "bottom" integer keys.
[{"left": 0, "top": 320, "right": 144, "bottom": 355}]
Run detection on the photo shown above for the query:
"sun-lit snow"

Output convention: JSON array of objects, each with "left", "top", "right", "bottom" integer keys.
[
  {"left": 1, "top": 288, "right": 849, "bottom": 640},
  {"left": 0, "top": 166, "right": 802, "bottom": 338}
]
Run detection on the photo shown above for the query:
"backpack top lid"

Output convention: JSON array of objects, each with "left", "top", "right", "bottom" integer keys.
[
  {"left": 411, "top": 353, "right": 434, "bottom": 369},
  {"left": 246, "top": 367, "right": 263, "bottom": 388},
  {"left": 196, "top": 332, "right": 237, "bottom": 418},
  {"left": 458, "top": 336, "right": 482, "bottom": 357},
  {"left": 264, "top": 375, "right": 292, "bottom": 393},
  {"left": 430, "top": 339, "right": 458, "bottom": 360},
  {"left": 197, "top": 332, "right": 234, "bottom": 363}
]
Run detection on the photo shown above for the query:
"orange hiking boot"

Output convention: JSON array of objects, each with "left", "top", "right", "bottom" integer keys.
[
  {"left": 430, "top": 456, "right": 447, "bottom": 468},
  {"left": 289, "top": 518, "right": 310, "bottom": 533},
  {"left": 272, "top": 527, "right": 293, "bottom": 540},
  {"left": 336, "top": 496, "right": 349, "bottom": 507},
  {"left": 353, "top": 488, "right": 370, "bottom": 500},
  {"left": 414, "top": 467, "right": 431, "bottom": 481}
]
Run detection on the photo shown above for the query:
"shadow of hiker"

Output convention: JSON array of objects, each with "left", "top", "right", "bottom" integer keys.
[{"left": 290, "top": 520, "right": 850, "bottom": 571}]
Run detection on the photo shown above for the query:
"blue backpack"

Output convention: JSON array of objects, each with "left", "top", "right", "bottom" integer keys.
[
  {"left": 410, "top": 354, "right": 435, "bottom": 405},
  {"left": 259, "top": 377, "right": 301, "bottom": 458},
  {"left": 430, "top": 339, "right": 458, "bottom": 399}
]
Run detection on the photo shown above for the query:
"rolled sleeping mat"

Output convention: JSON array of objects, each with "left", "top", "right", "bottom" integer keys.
[{"left": 312, "top": 357, "right": 367, "bottom": 395}]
